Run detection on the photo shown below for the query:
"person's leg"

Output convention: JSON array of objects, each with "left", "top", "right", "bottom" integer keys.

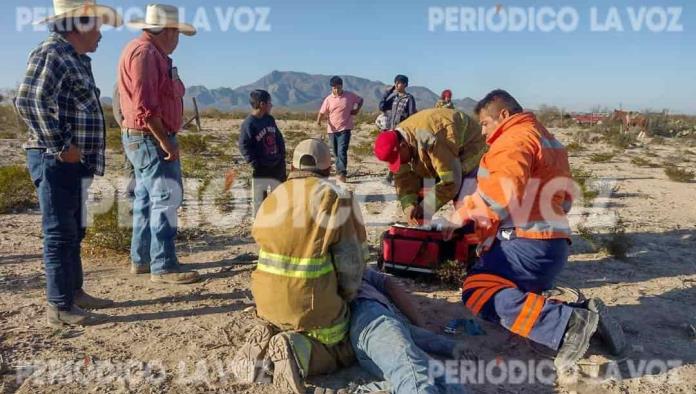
[
  {"left": 142, "top": 135, "right": 184, "bottom": 274},
  {"left": 336, "top": 130, "right": 351, "bottom": 177},
  {"left": 463, "top": 238, "right": 573, "bottom": 351},
  {"left": 407, "top": 323, "right": 459, "bottom": 358},
  {"left": 123, "top": 132, "right": 151, "bottom": 270},
  {"left": 251, "top": 173, "right": 265, "bottom": 215},
  {"left": 69, "top": 169, "right": 93, "bottom": 294},
  {"left": 350, "top": 299, "right": 446, "bottom": 394},
  {"left": 28, "top": 151, "right": 83, "bottom": 310}
]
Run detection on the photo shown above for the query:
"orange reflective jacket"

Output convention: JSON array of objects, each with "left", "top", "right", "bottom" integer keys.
[{"left": 456, "top": 112, "right": 574, "bottom": 248}]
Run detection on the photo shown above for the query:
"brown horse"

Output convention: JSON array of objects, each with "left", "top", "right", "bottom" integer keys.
[{"left": 611, "top": 110, "right": 650, "bottom": 140}]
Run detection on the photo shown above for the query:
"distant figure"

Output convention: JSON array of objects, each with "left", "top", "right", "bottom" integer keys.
[
  {"left": 379, "top": 74, "right": 417, "bottom": 130},
  {"left": 436, "top": 89, "right": 455, "bottom": 109},
  {"left": 239, "top": 90, "right": 287, "bottom": 214},
  {"left": 611, "top": 110, "right": 650, "bottom": 140},
  {"left": 316, "top": 76, "right": 364, "bottom": 183}
]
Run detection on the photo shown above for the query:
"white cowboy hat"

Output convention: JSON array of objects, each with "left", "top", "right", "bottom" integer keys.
[
  {"left": 127, "top": 4, "right": 196, "bottom": 36},
  {"left": 34, "top": 0, "right": 123, "bottom": 26}
]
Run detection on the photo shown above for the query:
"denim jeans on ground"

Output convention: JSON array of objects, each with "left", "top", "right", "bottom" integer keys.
[
  {"left": 330, "top": 130, "right": 351, "bottom": 177},
  {"left": 122, "top": 132, "right": 183, "bottom": 274},
  {"left": 26, "top": 149, "right": 93, "bottom": 311},
  {"left": 350, "top": 299, "right": 467, "bottom": 394}
]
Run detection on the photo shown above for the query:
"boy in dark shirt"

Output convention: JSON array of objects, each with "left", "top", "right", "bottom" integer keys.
[{"left": 239, "top": 90, "right": 287, "bottom": 214}]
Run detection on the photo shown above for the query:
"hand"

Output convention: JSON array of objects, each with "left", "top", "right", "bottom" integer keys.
[
  {"left": 160, "top": 139, "right": 180, "bottom": 162},
  {"left": 386, "top": 85, "right": 395, "bottom": 94},
  {"left": 404, "top": 205, "right": 424, "bottom": 226},
  {"left": 58, "top": 144, "right": 81, "bottom": 163},
  {"left": 442, "top": 211, "right": 466, "bottom": 241}
]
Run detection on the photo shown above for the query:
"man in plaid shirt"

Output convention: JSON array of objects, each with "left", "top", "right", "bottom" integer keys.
[{"left": 15, "top": 4, "right": 122, "bottom": 328}]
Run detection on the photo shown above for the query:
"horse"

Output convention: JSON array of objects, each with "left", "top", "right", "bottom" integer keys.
[{"left": 611, "top": 110, "right": 651, "bottom": 141}]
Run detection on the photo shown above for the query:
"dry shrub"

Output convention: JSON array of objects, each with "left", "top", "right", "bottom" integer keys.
[
  {"left": 664, "top": 165, "right": 695, "bottom": 183},
  {"left": 0, "top": 165, "right": 37, "bottom": 213}
]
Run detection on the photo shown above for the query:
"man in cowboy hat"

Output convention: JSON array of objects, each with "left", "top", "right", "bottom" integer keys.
[
  {"left": 15, "top": 0, "right": 122, "bottom": 328},
  {"left": 117, "top": 4, "right": 200, "bottom": 284}
]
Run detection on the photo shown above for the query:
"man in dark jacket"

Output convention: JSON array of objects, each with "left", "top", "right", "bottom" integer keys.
[
  {"left": 379, "top": 74, "right": 417, "bottom": 130},
  {"left": 239, "top": 90, "right": 287, "bottom": 214}
]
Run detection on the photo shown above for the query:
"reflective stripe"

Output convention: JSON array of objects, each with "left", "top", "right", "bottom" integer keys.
[
  {"left": 510, "top": 293, "right": 545, "bottom": 338},
  {"left": 306, "top": 317, "right": 349, "bottom": 346},
  {"left": 257, "top": 250, "right": 334, "bottom": 279},
  {"left": 516, "top": 220, "right": 571, "bottom": 235},
  {"left": 437, "top": 171, "right": 455, "bottom": 184},
  {"left": 477, "top": 190, "right": 509, "bottom": 221},
  {"left": 477, "top": 166, "right": 490, "bottom": 178},
  {"left": 399, "top": 193, "right": 418, "bottom": 208},
  {"left": 285, "top": 332, "right": 312, "bottom": 377},
  {"left": 541, "top": 137, "right": 565, "bottom": 150},
  {"left": 463, "top": 274, "right": 517, "bottom": 315}
]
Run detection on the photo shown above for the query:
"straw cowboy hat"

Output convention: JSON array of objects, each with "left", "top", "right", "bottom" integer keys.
[
  {"left": 127, "top": 4, "right": 197, "bottom": 36},
  {"left": 35, "top": 0, "right": 123, "bottom": 26}
]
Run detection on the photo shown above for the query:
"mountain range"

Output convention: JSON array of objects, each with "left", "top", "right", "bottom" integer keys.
[{"left": 184, "top": 71, "right": 477, "bottom": 113}]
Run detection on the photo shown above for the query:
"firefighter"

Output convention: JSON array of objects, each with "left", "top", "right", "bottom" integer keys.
[
  {"left": 232, "top": 139, "right": 368, "bottom": 393},
  {"left": 373, "top": 107, "right": 486, "bottom": 225},
  {"left": 446, "top": 89, "right": 626, "bottom": 371}
]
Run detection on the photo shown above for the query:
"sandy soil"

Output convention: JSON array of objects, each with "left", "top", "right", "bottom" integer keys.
[{"left": 1, "top": 118, "right": 695, "bottom": 393}]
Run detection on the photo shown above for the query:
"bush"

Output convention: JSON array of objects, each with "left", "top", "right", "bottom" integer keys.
[
  {"left": 181, "top": 156, "right": 210, "bottom": 178},
  {"left": 0, "top": 165, "right": 37, "bottom": 213},
  {"left": 571, "top": 167, "right": 598, "bottom": 207},
  {"left": 577, "top": 218, "right": 632, "bottom": 260},
  {"left": 589, "top": 152, "right": 615, "bottom": 163},
  {"left": 0, "top": 104, "right": 28, "bottom": 138},
  {"left": 105, "top": 128, "right": 123, "bottom": 152},
  {"left": 84, "top": 197, "right": 131, "bottom": 252},
  {"left": 565, "top": 141, "right": 585, "bottom": 155},
  {"left": 436, "top": 260, "right": 468, "bottom": 288},
  {"left": 664, "top": 165, "right": 695, "bottom": 183},
  {"left": 178, "top": 134, "right": 210, "bottom": 154},
  {"left": 630, "top": 157, "right": 659, "bottom": 168}
]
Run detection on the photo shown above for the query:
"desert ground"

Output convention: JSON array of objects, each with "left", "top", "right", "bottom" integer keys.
[{"left": 1, "top": 115, "right": 695, "bottom": 394}]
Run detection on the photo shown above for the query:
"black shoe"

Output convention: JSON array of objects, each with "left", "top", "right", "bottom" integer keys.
[
  {"left": 554, "top": 308, "right": 599, "bottom": 372},
  {"left": 587, "top": 298, "right": 626, "bottom": 356}
]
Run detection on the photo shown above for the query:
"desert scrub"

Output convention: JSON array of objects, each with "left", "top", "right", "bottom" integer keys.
[
  {"left": 178, "top": 134, "right": 210, "bottom": 154},
  {"left": 351, "top": 142, "right": 374, "bottom": 158},
  {"left": 84, "top": 196, "right": 131, "bottom": 252},
  {"left": 0, "top": 165, "right": 37, "bottom": 213},
  {"left": 565, "top": 141, "right": 585, "bottom": 155},
  {"left": 571, "top": 167, "right": 598, "bottom": 207},
  {"left": 105, "top": 128, "right": 123, "bottom": 152},
  {"left": 589, "top": 152, "right": 615, "bottom": 163},
  {"left": 664, "top": 165, "right": 695, "bottom": 183},
  {"left": 436, "top": 260, "right": 468, "bottom": 288},
  {"left": 576, "top": 218, "right": 632, "bottom": 260},
  {"left": 630, "top": 157, "right": 659, "bottom": 168}
]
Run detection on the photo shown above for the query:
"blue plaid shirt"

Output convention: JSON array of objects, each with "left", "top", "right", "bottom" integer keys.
[{"left": 16, "top": 34, "right": 106, "bottom": 176}]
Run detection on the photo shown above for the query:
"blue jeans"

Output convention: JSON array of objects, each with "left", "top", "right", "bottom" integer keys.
[
  {"left": 330, "top": 130, "right": 351, "bottom": 177},
  {"left": 350, "top": 299, "right": 467, "bottom": 394},
  {"left": 123, "top": 132, "right": 183, "bottom": 274},
  {"left": 26, "top": 149, "right": 93, "bottom": 310}
]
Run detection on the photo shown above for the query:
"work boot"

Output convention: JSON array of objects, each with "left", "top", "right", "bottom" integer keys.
[
  {"left": 150, "top": 270, "right": 200, "bottom": 284},
  {"left": 231, "top": 324, "right": 275, "bottom": 383},
  {"left": 47, "top": 304, "right": 106, "bottom": 328},
  {"left": 554, "top": 308, "right": 599, "bottom": 372},
  {"left": 74, "top": 289, "right": 114, "bottom": 309},
  {"left": 587, "top": 298, "right": 626, "bottom": 356},
  {"left": 130, "top": 264, "right": 150, "bottom": 274},
  {"left": 268, "top": 333, "right": 305, "bottom": 394}
]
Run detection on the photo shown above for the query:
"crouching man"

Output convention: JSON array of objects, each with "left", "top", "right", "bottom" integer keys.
[{"left": 233, "top": 139, "right": 368, "bottom": 393}]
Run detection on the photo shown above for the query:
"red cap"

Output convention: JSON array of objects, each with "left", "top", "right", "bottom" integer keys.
[
  {"left": 441, "top": 89, "right": 452, "bottom": 100},
  {"left": 374, "top": 130, "right": 402, "bottom": 173}
]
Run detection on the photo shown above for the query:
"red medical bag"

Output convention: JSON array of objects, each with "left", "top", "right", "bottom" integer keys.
[{"left": 378, "top": 222, "right": 480, "bottom": 274}]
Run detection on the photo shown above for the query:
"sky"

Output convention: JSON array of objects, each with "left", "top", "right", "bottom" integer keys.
[{"left": 0, "top": 0, "right": 694, "bottom": 113}]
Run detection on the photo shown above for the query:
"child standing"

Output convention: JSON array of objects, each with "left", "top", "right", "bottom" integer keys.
[{"left": 239, "top": 90, "right": 287, "bottom": 214}]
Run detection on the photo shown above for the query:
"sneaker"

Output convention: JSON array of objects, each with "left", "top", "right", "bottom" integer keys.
[
  {"left": 74, "top": 289, "right": 114, "bottom": 309},
  {"left": 268, "top": 333, "right": 305, "bottom": 394},
  {"left": 150, "top": 271, "right": 200, "bottom": 284},
  {"left": 587, "top": 298, "right": 626, "bottom": 356},
  {"left": 554, "top": 308, "right": 599, "bottom": 372},
  {"left": 130, "top": 264, "right": 151, "bottom": 274},
  {"left": 47, "top": 304, "right": 106, "bottom": 328},
  {"left": 231, "top": 324, "right": 275, "bottom": 383}
]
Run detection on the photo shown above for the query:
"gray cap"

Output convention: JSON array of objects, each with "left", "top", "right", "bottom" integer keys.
[{"left": 293, "top": 139, "right": 331, "bottom": 171}]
